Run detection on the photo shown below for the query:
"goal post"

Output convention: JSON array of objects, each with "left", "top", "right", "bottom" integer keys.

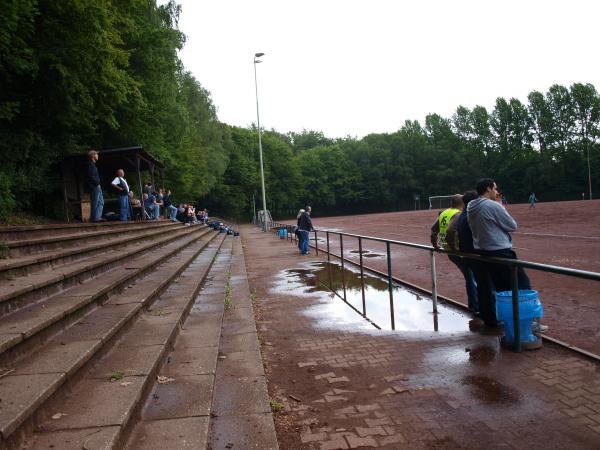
[{"left": 428, "top": 195, "right": 457, "bottom": 210}]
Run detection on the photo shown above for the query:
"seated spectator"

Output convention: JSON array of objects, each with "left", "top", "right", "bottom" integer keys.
[
  {"left": 129, "top": 191, "right": 142, "bottom": 220},
  {"left": 143, "top": 192, "right": 160, "bottom": 220}
]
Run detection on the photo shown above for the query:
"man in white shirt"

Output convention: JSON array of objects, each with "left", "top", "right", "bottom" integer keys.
[{"left": 111, "top": 169, "right": 130, "bottom": 221}]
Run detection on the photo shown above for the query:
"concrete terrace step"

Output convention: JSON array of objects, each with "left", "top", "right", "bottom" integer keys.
[
  {"left": 4, "top": 221, "right": 176, "bottom": 258},
  {"left": 0, "top": 227, "right": 215, "bottom": 365},
  {"left": 0, "top": 233, "right": 228, "bottom": 448},
  {"left": 0, "top": 221, "right": 182, "bottom": 280},
  {"left": 22, "top": 236, "right": 231, "bottom": 450},
  {"left": 124, "top": 236, "right": 278, "bottom": 450},
  {"left": 0, "top": 225, "right": 212, "bottom": 317},
  {"left": 0, "top": 221, "right": 163, "bottom": 242}
]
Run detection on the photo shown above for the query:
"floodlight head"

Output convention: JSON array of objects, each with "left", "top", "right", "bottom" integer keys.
[{"left": 255, "top": 52, "right": 265, "bottom": 57}]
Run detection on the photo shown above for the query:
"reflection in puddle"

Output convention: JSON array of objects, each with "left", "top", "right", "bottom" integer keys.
[
  {"left": 459, "top": 375, "right": 521, "bottom": 404},
  {"left": 275, "top": 261, "right": 472, "bottom": 332}
]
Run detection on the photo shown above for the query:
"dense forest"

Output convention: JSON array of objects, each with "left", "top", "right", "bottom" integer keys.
[{"left": 2, "top": 1, "right": 599, "bottom": 222}]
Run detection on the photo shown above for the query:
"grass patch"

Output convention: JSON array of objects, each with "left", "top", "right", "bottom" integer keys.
[
  {"left": 250, "top": 290, "right": 257, "bottom": 306},
  {"left": 224, "top": 271, "right": 233, "bottom": 310},
  {"left": 269, "top": 397, "right": 284, "bottom": 413},
  {"left": 0, "top": 241, "right": 8, "bottom": 259},
  {"left": 110, "top": 370, "right": 125, "bottom": 382}
]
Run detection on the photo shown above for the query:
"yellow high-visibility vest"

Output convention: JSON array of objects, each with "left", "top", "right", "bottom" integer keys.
[{"left": 438, "top": 208, "right": 460, "bottom": 249}]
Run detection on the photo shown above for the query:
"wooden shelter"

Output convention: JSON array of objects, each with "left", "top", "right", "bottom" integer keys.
[{"left": 60, "top": 146, "right": 164, "bottom": 222}]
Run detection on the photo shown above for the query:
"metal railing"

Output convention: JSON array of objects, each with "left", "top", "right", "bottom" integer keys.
[{"left": 270, "top": 222, "right": 600, "bottom": 357}]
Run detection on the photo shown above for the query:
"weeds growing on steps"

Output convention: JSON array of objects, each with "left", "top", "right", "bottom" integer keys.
[{"left": 224, "top": 271, "right": 233, "bottom": 310}]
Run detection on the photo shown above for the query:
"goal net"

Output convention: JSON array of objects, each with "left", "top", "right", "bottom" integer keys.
[{"left": 428, "top": 195, "right": 456, "bottom": 210}]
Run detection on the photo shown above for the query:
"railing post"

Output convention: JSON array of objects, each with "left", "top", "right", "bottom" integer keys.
[
  {"left": 511, "top": 266, "right": 522, "bottom": 353},
  {"left": 326, "top": 232, "right": 330, "bottom": 261},
  {"left": 314, "top": 230, "right": 319, "bottom": 255},
  {"left": 340, "top": 234, "right": 347, "bottom": 302},
  {"left": 387, "top": 242, "right": 395, "bottom": 330},
  {"left": 359, "top": 237, "right": 366, "bottom": 317},
  {"left": 430, "top": 250, "right": 438, "bottom": 314}
]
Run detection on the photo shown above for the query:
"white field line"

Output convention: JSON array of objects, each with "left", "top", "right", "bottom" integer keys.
[{"left": 514, "top": 232, "right": 600, "bottom": 240}]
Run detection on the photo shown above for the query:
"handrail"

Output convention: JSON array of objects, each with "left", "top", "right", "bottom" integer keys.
[{"left": 269, "top": 221, "right": 600, "bottom": 357}]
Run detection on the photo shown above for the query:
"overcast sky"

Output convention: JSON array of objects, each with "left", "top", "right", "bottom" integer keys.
[{"left": 172, "top": 0, "right": 600, "bottom": 139}]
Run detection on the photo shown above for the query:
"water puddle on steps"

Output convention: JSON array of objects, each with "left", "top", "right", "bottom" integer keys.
[{"left": 274, "top": 261, "right": 472, "bottom": 332}]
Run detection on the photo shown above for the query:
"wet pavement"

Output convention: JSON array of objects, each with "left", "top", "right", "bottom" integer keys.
[
  {"left": 242, "top": 224, "right": 600, "bottom": 449},
  {"left": 274, "top": 260, "right": 471, "bottom": 332}
]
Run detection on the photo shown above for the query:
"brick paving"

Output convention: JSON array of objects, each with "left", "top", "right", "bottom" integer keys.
[{"left": 241, "top": 225, "right": 600, "bottom": 449}]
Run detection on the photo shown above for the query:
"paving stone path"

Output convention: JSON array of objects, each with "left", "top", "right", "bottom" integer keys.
[{"left": 241, "top": 224, "right": 600, "bottom": 449}]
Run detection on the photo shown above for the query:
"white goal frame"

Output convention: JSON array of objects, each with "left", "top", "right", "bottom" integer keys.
[{"left": 428, "top": 195, "right": 456, "bottom": 210}]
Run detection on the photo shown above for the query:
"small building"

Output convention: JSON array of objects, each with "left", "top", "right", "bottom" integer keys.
[{"left": 60, "top": 146, "right": 164, "bottom": 222}]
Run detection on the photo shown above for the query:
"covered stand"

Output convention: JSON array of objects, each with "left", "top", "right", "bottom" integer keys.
[{"left": 60, "top": 146, "right": 164, "bottom": 222}]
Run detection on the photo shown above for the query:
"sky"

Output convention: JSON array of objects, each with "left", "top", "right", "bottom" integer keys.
[{"left": 171, "top": 0, "right": 600, "bottom": 139}]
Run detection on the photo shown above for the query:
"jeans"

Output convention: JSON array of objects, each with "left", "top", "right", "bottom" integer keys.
[
  {"left": 166, "top": 204, "right": 177, "bottom": 220},
  {"left": 118, "top": 195, "right": 130, "bottom": 221},
  {"left": 448, "top": 254, "right": 479, "bottom": 314},
  {"left": 298, "top": 230, "right": 310, "bottom": 254},
  {"left": 90, "top": 185, "right": 104, "bottom": 221},
  {"left": 146, "top": 204, "right": 160, "bottom": 220}
]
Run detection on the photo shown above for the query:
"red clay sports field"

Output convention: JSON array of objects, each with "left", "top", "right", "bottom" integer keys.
[{"left": 287, "top": 199, "right": 600, "bottom": 355}]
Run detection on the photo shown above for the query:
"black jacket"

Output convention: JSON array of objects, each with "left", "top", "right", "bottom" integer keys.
[
  {"left": 86, "top": 161, "right": 101, "bottom": 192},
  {"left": 297, "top": 211, "right": 313, "bottom": 231}
]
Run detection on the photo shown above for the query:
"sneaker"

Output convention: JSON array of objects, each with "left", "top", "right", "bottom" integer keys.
[{"left": 532, "top": 322, "right": 549, "bottom": 333}]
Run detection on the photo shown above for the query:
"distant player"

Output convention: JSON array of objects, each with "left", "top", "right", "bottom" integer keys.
[{"left": 528, "top": 192, "right": 538, "bottom": 209}]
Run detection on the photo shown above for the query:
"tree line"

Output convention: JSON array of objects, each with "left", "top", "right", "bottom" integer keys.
[
  {"left": 2, "top": 1, "right": 599, "bottom": 222},
  {"left": 204, "top": 82, "right": 600, "bottom": 218}
]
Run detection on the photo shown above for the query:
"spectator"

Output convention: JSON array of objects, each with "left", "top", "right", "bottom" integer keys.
[
  {"left": 163, "top": 189, "right": 177, "bottom": 221},
  {"left": 155, "top": 188, "right": 164, "bottom": 217},
  {"left": 446, "top": 191, "right": 480, "bottom": 315},
  {"left": 297, "top": 206, "right": 314, "bottom": 255},
  {"left": 295, "top": 209, "right": 305, "bottom": 253},
  {"left": 143, "top": 182, "right": 153, "bottom": 195},
  {"left": 467, "top": 178, "right": 533, "bottom": 328},
  {"left": 86, "top": 150, "right": 104, "bottom": 222},
  {"left": 111, "top": 169, "right": 130, "bottom": 221},
  {"left": 431, "top": 194, "right": 479, "bottom": 315},
  {"left": 129, "top": 191, "right": 142, "bottom": 220},
  {"left": 143, "top": 192, "right": 160, "bottom": 220}
]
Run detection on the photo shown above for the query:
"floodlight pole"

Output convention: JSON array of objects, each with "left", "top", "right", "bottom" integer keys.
[
  {"left": 586, "top": 141, "right": 593, "bottom": 200},
  {"left": 254, "top": 52, "right": 268, "bottom": 231}
]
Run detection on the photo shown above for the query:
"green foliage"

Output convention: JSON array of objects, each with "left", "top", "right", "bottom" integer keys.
[{"left": 0, "top": 0, "right": 598, "bottom": 221}]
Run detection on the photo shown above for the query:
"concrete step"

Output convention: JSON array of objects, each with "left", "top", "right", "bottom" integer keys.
[
  {"left": 0, "top": 225, "right": 213, "bottom": 317},
  {"left": 0, "top": 227, "right": 214, "bottom": 366},
  {"left": 21, "top": 236, "right": 231, "bottom": 450},
  {"left": 123, "top": 237, "right": 278, "bottom": 450},
  {"left": 4, "top": 221, "right": 176, "bottom": 258},
  {"left": 0, "top": 233, "right": 229, "bottom": 449},
  {"left": 0, "top": 221, "right": 163, "bottom": 242},
  {"left": 0, "top": 222, "right": 183, "bottom": 280}
]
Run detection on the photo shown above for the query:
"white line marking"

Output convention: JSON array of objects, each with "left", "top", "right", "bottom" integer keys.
[{"left": 514, "top": 232, "right": 600, "bottom": 240}]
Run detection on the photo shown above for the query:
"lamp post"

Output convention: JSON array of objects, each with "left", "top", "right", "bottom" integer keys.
[{"left": 254, "top": 52, "right": 268, "bottom": 231}]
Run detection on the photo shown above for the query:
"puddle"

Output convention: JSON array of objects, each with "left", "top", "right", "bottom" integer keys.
[
  {"left": 275, "top": 261, "right": 472, "bottom": 332},
  {"left": 459, "top": 375, "right": 521, "bottom": 404},
  {"left": 348, "top": 249, "right": 384, "bottom": 259}
]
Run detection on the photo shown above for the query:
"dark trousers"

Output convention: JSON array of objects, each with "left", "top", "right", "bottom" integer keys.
[
  {"left": 475, "top": 248, "right": 532, "bottom": 327},
  {"left": 448, "top": 254, "right": 479, "bottom": 314}
]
